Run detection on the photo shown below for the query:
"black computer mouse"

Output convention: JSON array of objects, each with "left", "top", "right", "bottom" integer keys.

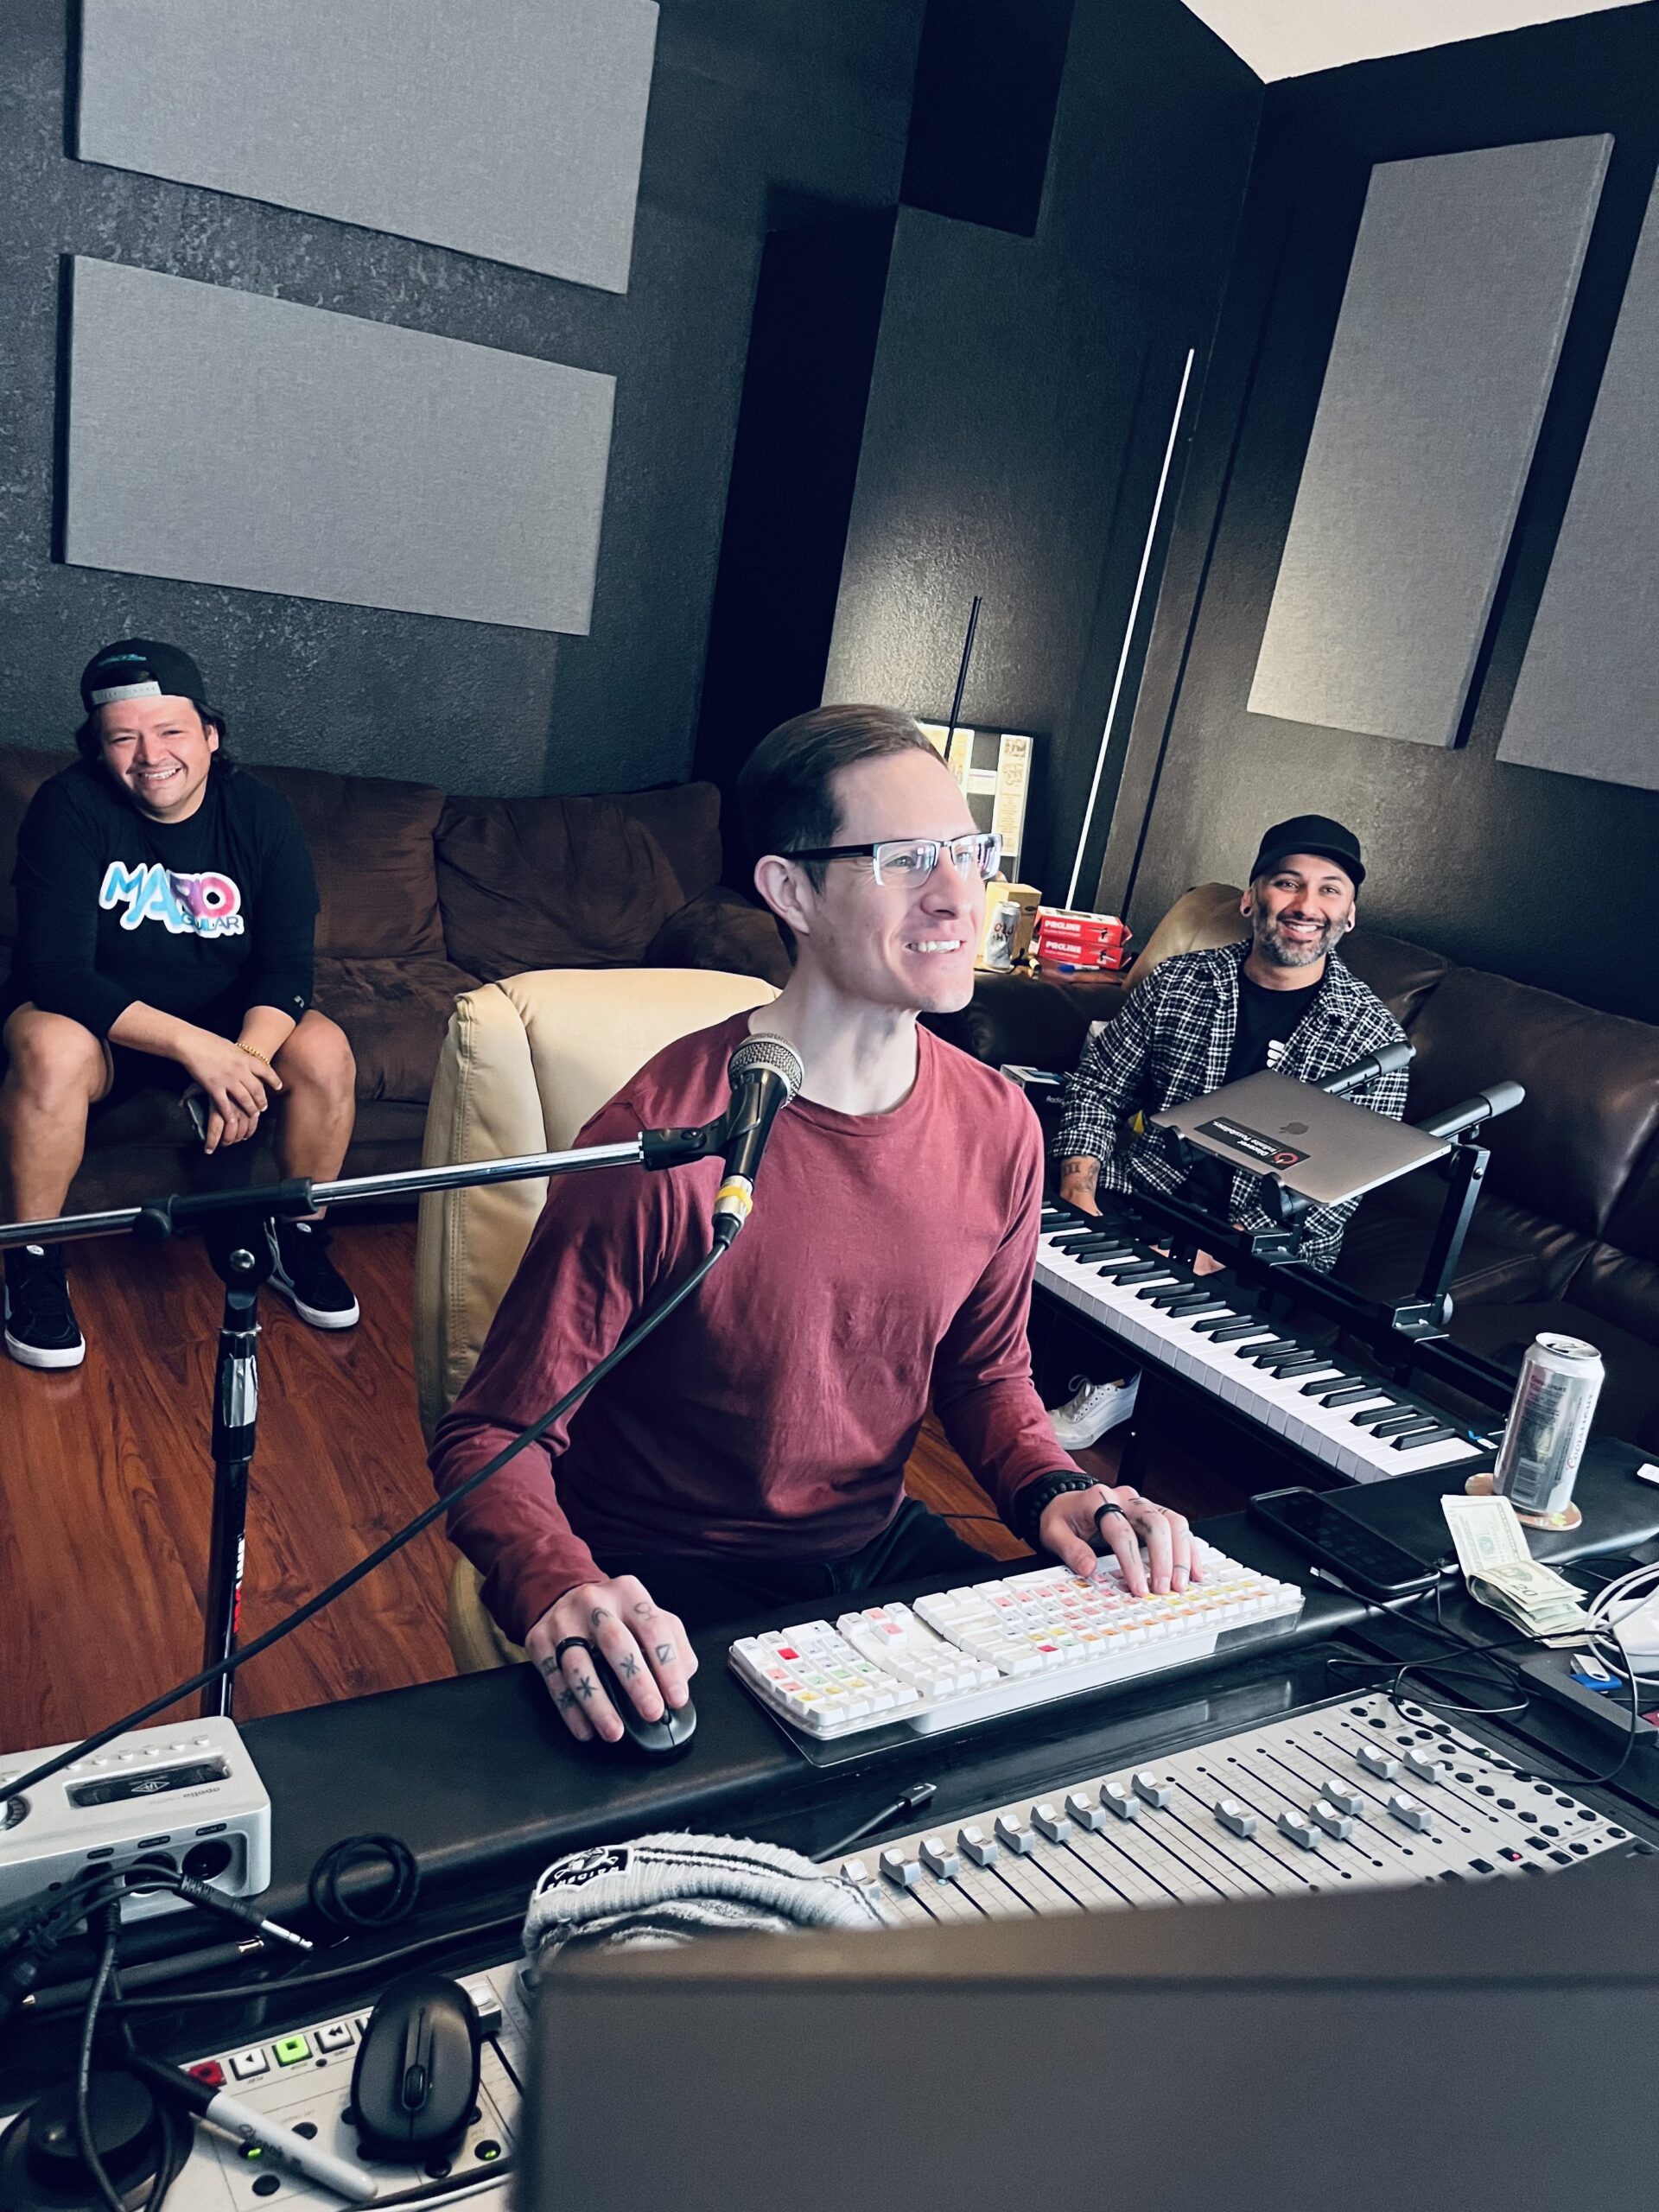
[
  {"left": 351, "top": 1970, "right": 480, "bottom": 2155},
  {"left": 588, "top": 1644, "right": 697, "bottom": 1758}
]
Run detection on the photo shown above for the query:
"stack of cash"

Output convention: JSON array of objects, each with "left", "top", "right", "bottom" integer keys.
[{"left": 1441, "top": 1493, "right": 1595, "bottom": 1643}]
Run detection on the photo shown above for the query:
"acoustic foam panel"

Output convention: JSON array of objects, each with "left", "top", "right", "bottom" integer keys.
[
  {"left": 63, "top": 257, "right": 615, "bottom": 635},
  {"left": 1497, "top": 175, "right": 1659, "bottom": 791},
  {"left": 76, "top": 0, "right": 659, "bottom": 295},
  {"left": 1247, "top": 135, "right": 1611, "bottom": 748}
]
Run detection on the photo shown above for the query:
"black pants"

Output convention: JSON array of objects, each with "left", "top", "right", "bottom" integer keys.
[{"left": 597, "top": 1499, "right": 995, "bottom": 1637}]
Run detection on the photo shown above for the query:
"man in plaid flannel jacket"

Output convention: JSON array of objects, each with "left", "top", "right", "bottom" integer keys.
[{"left": 1054, "top": 817, "right": 1408, "bottom": 1284}]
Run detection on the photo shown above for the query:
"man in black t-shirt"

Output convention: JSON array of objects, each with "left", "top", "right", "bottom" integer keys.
[
  {"left": 0, "top": 639, "right": 359, "bottom": 1370},
  {"left": 1045, "top": 815, "right": 1408, "bottom": 1447}
]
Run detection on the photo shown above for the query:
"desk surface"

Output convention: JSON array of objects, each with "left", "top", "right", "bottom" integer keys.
[{"left": 6, "top": 1438, "right": 1657, "bottom": 2107}]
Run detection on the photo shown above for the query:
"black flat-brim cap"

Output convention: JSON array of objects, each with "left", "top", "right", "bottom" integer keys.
[{"left": 1249, "top": 812, "right": 1364, "bottom": 889}]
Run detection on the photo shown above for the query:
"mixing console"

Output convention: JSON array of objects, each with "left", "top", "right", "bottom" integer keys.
[
  {"left": 8, "top": 1695, "right": 1647, "bottom": 2209},
  {"left": 837, "top": 1691, "right": 1644, "bottom": 1918}
]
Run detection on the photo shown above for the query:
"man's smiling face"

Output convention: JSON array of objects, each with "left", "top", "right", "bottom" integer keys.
[
  {"left": 1243, "top": 852, "right": 1357, "bottom": 969},
  {"left": 789, "top": 748, "right": 987, "bottom": 1016},
  {"left": 96, "top": 695, "right": 218, "bottom": 823}
]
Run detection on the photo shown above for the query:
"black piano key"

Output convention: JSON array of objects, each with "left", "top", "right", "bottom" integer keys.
[
  {"left": 1108, "top": 1262, "right": 1169, "bottom": 1283},
  {"left": 1187, "top": 1309, "right": 1249, "bottom": 1334},
  {"left": 1135, "top": 1277, "right": 1192, "bottom": 1300},
  {"left": 1393, "top": 1424, "right": 1459, "bottom": 1451},
  {"left": 1301, "top": 1370, "right": 1363, "bottom": 1396},
  {"left": 1371, "top": 1412, "right": 1442, "bottom": 1440},
  {"left": 1166, "top": 1298, "right": 1233, "bottom": 1319},
  {"left": 1346, "top": 1402, "right": 1416, "bottom": 1430},
  {"left": 1263, "top": 1352, "right": 1328, "bottom": 1378},
  {"left": 1146, "top": 1284, "right": 1207, "bottom": 1309},
  {"left": 1048, "top": 1231, "right": 1118, "bottom": 1253},
  {"left": 1208, "top": 1318, "right": 1271, "bottom": 1342},
  {"left": 1322, "top": 1382, "right": 1390, "bottom": 1408},
  {"left": 1243, "top": 1338, "right": 1305, "bottom": 1364}
]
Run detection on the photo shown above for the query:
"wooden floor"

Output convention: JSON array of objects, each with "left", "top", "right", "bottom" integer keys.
[{"left": 1, "top": 1222, "right": 1250, "bottom": 1746}]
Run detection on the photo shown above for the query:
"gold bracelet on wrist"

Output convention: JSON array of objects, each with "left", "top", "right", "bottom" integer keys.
[{"left": 234, "top": 1042, "right": 272, "bottom": 1069}]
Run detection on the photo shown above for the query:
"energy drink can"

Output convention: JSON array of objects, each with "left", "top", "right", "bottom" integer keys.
[{"left": 1492, "top": 1333, "right": 1604, "bottom": 1519}]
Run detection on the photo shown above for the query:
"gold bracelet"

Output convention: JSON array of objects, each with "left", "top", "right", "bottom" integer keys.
[{"left": 235, "top": 1042, "right": 273, "bottom": 1069}]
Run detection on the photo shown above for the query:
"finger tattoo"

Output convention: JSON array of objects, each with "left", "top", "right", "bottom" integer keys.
[
  {"left": 574, "top": 1674, "right": 596, "bottom": 1701},
  {"left": 537, "top": 1656, "right": 560, "bottom": 1679},
  {"left": 632, "top": 1600, "right": 655, "bottom": 1620},
  {"left": 618, "top": 1652, "right": 639, "bottom": 1680},
  {"left": 655, "top": 1643, "right": 674, "bottom": 1665},
  {"left": 554, "top": 1689, "right": 576, "bottom": 1713},
  {"left": 588, "top": 1605, "right": 612, "bottom": 1630}
]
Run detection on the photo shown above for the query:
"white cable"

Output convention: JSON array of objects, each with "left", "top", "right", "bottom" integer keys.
[{"left": 1064, "top": 345, "right": 1196, "bottom": 913}]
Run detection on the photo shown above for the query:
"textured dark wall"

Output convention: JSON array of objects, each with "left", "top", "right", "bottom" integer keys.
[
  {"left": 0, "top": 0, "right": 921, "bottom": 794},
  {"left": 823, "top": 0, "right": 1262, "bottom": 897},
  {"left": 1104, "top": 4, "right": 1659, "bottom": 1024}
]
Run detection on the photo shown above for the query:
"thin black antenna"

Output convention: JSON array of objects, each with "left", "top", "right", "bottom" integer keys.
[{"left": 944, "top": 594, "right": 981, "bottom": 741}]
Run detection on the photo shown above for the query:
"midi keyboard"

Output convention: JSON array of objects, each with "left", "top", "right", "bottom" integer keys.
[{"left": 1035, "top": 1202, "right": 1491, "bottom": 1485}]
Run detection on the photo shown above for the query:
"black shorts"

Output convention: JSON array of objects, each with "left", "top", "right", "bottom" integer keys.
[{"left": 95, "top": 1043, "right": 203, "bottom": 1114}]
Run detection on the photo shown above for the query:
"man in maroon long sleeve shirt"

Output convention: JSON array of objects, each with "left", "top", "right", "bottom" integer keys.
[{"left": 430, "top": 706, "right": 1197, "bottom": 1743}]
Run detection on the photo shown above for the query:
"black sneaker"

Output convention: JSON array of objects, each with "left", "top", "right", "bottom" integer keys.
[
  {"left": 3, "top": 1243, "right": 86, "bottom": 1370},
  {"left": 267, "top": 1219, "right": 359, "bottom": 1330}
]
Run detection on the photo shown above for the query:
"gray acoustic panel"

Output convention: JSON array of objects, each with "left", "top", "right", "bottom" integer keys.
[
  {"left": 1498, "top": 176, "right": 1659, "bottom": 791},
  {"left": 1248, "top": 135, "right": 1611, "bottom": 747},
  {"left": 77, "top": 0, "right": 658, "bottom": 295},
  {"left": 64, "top": 258, "right": 615, "bottom": 634}
]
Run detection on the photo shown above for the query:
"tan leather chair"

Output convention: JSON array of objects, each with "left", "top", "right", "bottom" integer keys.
[
  {"left": 1122, "top": 882, "right": 1247, "bottom": 989},
  {"left": 414, "top": 967, "right": 781, "bottom": 1672}
]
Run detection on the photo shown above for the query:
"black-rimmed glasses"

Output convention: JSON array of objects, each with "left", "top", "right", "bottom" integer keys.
[{"left": 785, "top": 830, "right": 1003, "bottom": 887}]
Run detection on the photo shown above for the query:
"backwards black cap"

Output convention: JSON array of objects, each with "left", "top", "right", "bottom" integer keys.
[
  {"left": 1249, "top": 813, "right": 1364, "bottom": 889},
  {"left": 79, "top": 639, "right": 207, "bottom": 715}
]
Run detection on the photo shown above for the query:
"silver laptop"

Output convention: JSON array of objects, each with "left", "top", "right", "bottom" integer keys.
[{"left": 1151, "top": 1068, "right": 1448, "bottom": 1207}]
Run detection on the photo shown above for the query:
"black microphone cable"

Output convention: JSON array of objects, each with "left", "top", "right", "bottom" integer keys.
[{"left": 3, "top": 1242, "right": 729, "bottom": 1808}]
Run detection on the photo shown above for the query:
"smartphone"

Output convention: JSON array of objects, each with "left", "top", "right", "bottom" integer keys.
[{"left": 1248, "top": 1486, "right": 1443, "bottom": 1601}]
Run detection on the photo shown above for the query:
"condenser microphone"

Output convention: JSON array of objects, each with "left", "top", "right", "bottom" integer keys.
[{"left": 712, "top": 1033, "right": 805, "bottom": 1245}]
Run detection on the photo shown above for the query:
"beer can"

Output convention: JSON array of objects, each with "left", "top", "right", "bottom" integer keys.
[
  {"left": 1491, "top": 1333, "right": 1604, "bottom": 1517},
  {"left": 982, "top": 900, "right": 1020, "bottom": 970}
]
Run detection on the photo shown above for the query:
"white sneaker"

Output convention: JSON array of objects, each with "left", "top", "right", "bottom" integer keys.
[{"left": 1046, "top": 1372, "right": 1140, "bottom": 1450}]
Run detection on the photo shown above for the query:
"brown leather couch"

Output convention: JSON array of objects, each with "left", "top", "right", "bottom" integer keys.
[
  {"left": 0, "top": 743, "right": 791, "bottom": 1211},
  {"left": 940, "top": 885, "right": 1659, "bottom": 1451}
]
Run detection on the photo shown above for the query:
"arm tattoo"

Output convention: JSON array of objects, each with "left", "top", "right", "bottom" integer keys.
[
  {"left": 618, "top": 1651, "right": 639, "bottom": 1680},
  {"left": 574, "top": 1673, "right": 596, "bottom": 1702},
  {"left": 655, "top": 1643, "right": 675, "bottom": 1666},
  {"left": 1060, "top": 1155, "right": 1100, "bottom": 1192}
]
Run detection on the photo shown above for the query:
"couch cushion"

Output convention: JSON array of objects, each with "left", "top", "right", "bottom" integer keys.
[
  {"left": 1401, "top": 966, "right": 1659, "bottom": 1240},
  {"left": 1337, "top": 1182, "right": 1590, "bottom": 1311},
  {"left": 925, "top": 970, "right": 1132, "bottom": 1069},
  {"left": 435, "top": 795, "right": 684, "bottom": 979},
  {"left": 246, "top": 764, "right": 445, "bottom": 963},
  {"left": 614, "top": 782, "right": 723, "bottom": 905},
  {"left": 311, "top": 952, "right": 479, "bottom": 1103},
  {"left": 1341, "top": 928, "right": 1453, "bottom": 1030},
  {"left": 645, "top": 886, "right": 791, "bottom": 987},
  {"left": 0, "top": 742, "right": 75, "bottom": 949},
  {"left": 1449, "top": 1301, "right": 1659, "bottom": 1453},
  {"left": 1123, "top": 882, "right": 1246, "bottom": 987}
]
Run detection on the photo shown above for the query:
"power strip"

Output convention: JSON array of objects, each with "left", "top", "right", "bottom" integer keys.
[{"left": 0, "top": 1719, "right": 270, "bottom": 1922}]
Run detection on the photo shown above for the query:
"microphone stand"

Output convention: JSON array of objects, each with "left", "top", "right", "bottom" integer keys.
[{"left": 0, "top": 1127, "right": 721, "bottom": 1718}]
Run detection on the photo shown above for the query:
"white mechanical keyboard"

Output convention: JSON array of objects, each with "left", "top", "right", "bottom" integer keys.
[
  {"left": 1035, "top": 1205, "right": 1487, "bottom": 1484},
  {"left": 729, "top": 1541, "right": 1303, "bottom": 1739}
]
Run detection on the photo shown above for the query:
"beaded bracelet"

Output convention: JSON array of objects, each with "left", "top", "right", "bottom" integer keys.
[{"left": 235, "top": 1041, "right": 273, "bottom": 1069}]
